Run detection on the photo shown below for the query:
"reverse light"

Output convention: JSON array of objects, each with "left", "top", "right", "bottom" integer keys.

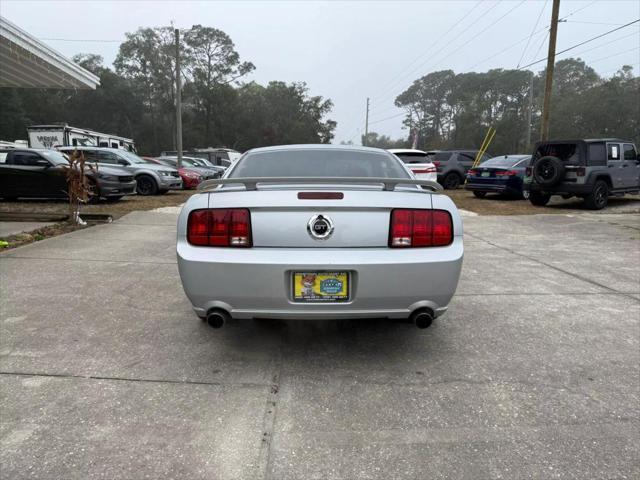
[
  {"left": 187, "top": 208, "right": 252, "bottom": 247},
  {"left": 389, "top": 209, "right": 453, "bottom": 248}
]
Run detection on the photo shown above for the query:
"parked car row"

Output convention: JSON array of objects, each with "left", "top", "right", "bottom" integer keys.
[
  {"left": 0, "top": 148, "right": 136, "bottom": 202},
  {"left": 0, "top": 146, "right": 230, "bottom": 202}
]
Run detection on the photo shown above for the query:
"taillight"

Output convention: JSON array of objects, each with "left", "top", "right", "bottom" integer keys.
[
  {"left": 389, "top": 209, "right": 453, "bottom": 248},
  {"left": 525, "top": 167, "right": 532, "bottom": 176},
  {"left": 432, "top": 160, "right": 441, "bottom": 170},
  {"left": 411, "top": 167, "right": 437, "bottom": 174},
  {"left": 468, "top": 169, "right": 478, "bottom": 176},
  {"left": 495, "top": 170, "right": 518, "bottom": 176},
  {"left": 576, "top": 167, "right": 586, "bottom": 177},
  {"left": 187, "top": 208, "right": 252, "bottom": 247}
]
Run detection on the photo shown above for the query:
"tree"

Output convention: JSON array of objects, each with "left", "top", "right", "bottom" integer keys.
[
  {"left": 360, "top": 132, "right": 408, "bottom": 149},
  {"left": 184, "top": 25, "right": 255, "bottom": 142}
]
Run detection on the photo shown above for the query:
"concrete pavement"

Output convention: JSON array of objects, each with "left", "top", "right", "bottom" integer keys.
[{"left": 1, "top": 210, "right": 638, "bottom": 479}]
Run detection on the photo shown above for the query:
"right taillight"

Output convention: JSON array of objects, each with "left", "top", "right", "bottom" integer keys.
[
  {"left": 187, "top": 208, "right": 252, "bottom": 247},
  {"left": 389, "top": 209, "right": 453, "bottom": 248}
]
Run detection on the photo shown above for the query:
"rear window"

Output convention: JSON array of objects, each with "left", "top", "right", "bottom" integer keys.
[
  {"left": 229, "top": 149, "right": 410, "bottom": 178},
  {"left": 426, "top": 152, "right": 453, "bottom": 163},
  {"left": 481, "top": 156, "right": 528, "bottom": 168},
  {"left": 394, "top": 152, "right": 428, "bottom": 164},
  {"left": 588, "top": 144, "right": 606, "bottom": 165}
]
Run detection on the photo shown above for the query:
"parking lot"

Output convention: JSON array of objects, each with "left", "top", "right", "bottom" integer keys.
[{"left": 1, "top": 208, "right": 638, "bottom": 479}]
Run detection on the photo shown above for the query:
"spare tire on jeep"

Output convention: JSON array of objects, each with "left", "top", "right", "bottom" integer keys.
[{"left": 532, "top": 156, "right": 564, "bottom": 187}]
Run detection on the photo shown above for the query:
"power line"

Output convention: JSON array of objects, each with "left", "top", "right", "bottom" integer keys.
[
  {"left": 558, "top": 0, "right": 598, "bottom": 21},
  {"left": 569, "top": 31, "right": 640, "bottom": 58},
  {"left": 469, "top": 25, "right": 548, "bottom": 70},
  {"left": 369, "top": 0, "right": 484, "bottom": 101},
  {"left": 565, "top": 20, "right": 638, "bottom": 26},
  {"left": 518, "top": 19, "right": 640, "bottom": 70},
  {"left": 517, "top": 0, "right": 549, "bottom": 68},
  {"left": 368, "top": 111, "right": 406, "bottom": 126},
  {"left": 370, "top": 0, "right": 506, "bottom": 108},
  {"left": 587, "top": 46, "right": 640, "bottom": 65}
]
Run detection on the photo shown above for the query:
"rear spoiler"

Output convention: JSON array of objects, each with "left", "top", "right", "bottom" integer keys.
[{"left": 197, "top": 177, "right": 443, "bottom": 193}]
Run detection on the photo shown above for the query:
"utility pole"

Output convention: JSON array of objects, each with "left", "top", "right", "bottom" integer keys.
[
  {"left": 363, "top": 97, "right": 369, "bottom": 146},
  {"left": 540, "top": 0, "right": 561, "bottom": 141},
  {"left": 174, "top": 28, "right": 183, "bottom": 169},
  {"left": 525, "top": 70, "right": 533, "bottom": 150}
]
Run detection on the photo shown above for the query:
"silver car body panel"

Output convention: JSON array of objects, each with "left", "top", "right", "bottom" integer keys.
[{"left": 177, "top": 153, "right": 464, "bottom": 320}]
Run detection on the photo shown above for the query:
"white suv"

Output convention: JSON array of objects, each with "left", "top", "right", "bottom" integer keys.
[{"left": 388, "top": 149, "right": 437, "bottom": 182}]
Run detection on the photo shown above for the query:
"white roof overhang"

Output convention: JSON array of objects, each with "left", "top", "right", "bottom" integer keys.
[{"left": 0, "top": 16, "right": 99, "bottom": 89}]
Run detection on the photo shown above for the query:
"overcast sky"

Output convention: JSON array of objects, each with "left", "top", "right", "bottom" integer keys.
[{"left": 2, "top": 0, "right": 639, "bottom": 144}]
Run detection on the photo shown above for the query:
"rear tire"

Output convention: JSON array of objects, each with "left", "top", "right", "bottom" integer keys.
[
  {"left": 442, "top": 173, "right": 461, "bottom": 189},
  {"left": 583, "top": 180, "right": 608, "bottom": 210},
  {"left": 136, "top": 175, "right": 158, "bottom": 196},
  {"left": 529, "top": 191, "right": 551, "bottom": 206},
  {"left": 473, "top": 191, "right": 487, "bottom": 198}
]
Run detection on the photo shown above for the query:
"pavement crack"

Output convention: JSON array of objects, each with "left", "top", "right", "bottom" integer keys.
[
  {"left": 0, "top": 371, "right": 267, "bottom": 388},
  {"left": 257, "top": 347, "right": 283, "bottom": 480}
]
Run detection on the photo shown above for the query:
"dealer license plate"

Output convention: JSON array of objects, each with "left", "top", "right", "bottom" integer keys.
[{"left": 293, "top": 271, "right": 349, "bottom": 302}]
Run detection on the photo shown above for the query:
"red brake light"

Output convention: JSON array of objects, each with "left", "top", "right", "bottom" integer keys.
[
  {"left": 389, "top": 209, "right": 453, "bottom": 248},
  {"left": 495, "top": 170, "right": 518, "bottom": 176},
  {"left": 432, "top": 160, "right": 441, "bottom": 168},
  {"left": 468, "top": 169, "right": 478, "bottom": 176},
  {"left": 411, "top": 166, "right": 437, "bottom": 174},
  {"left": 187, "top": 208, "right": 252, "bottom": 247}
]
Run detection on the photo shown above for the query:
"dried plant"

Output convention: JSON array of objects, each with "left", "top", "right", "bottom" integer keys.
[{"left": 64, "top": 150, "right": 97, "bottom": 224}]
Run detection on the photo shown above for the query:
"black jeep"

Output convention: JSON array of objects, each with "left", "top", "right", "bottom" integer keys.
[{"left": 523, "top": 138, "right": 640, "bottom": 210}]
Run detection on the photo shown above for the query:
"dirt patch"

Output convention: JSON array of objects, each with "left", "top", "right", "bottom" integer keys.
[
  {"left": 444, "top": 189, "right": 640, "bottom": 216},
  {"left": 0, "top": 191, "right": 196, "bottom": 250},
  {"left": 0, "top": 190, "right": 195, "bottom": 220}
]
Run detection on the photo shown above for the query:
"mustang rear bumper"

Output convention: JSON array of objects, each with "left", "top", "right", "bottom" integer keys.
[{"left": 177, "top": 238, "right": 464, "bottom": 320}]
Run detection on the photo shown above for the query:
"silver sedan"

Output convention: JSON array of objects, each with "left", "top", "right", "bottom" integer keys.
[{"left": 177, "top": 145, "right": 463, "bottom": 329}]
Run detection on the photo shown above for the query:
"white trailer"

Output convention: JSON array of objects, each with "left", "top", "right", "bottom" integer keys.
[{"left": 27, "top": 124, "right": 135, "bottom": 151}]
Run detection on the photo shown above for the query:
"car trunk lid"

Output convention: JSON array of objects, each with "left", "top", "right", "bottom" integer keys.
[{"left": 207, "top": 187, "right": 433, "bottom": 247}]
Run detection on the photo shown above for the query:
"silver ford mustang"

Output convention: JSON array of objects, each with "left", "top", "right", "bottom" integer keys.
[{"left": 177, "top": 145, "right": 463, "bottom": 329}]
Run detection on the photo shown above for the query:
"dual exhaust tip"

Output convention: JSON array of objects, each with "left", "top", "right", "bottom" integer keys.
[{"left": 206, "top": 308, "right": 433, "bottom": 329}]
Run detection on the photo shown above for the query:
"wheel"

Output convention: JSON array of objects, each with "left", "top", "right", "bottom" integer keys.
[
  {"left": 532, "top": 156, "right": 564, "bottom": 187},
  {"left": 136, "top": 175, "right": 158, "bottom": 196},
  {"left": 442, "top": 173, "right": 461, "bottom": 189},
  {"left": 105, "top": 196, "right": 123, "bottom": 203},
  {"left": 529, "top": 191, "right": 551, "bottom": 206},
  {"left": 521, "top": 189, "right": 530, "bottom": 200},
  {"left": 473, "top": 191, "right": 487, "bottom": 198},
  {"left": 583, "top": 180, "right": 609, "bottom": 210}
]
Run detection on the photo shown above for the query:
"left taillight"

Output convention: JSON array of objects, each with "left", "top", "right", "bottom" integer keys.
[
  {"left": 389, "top": 209, "right": 453, "bottom": 248},
  {"left": 187, "top": 208, "right": 252, "bottom": 247}
]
